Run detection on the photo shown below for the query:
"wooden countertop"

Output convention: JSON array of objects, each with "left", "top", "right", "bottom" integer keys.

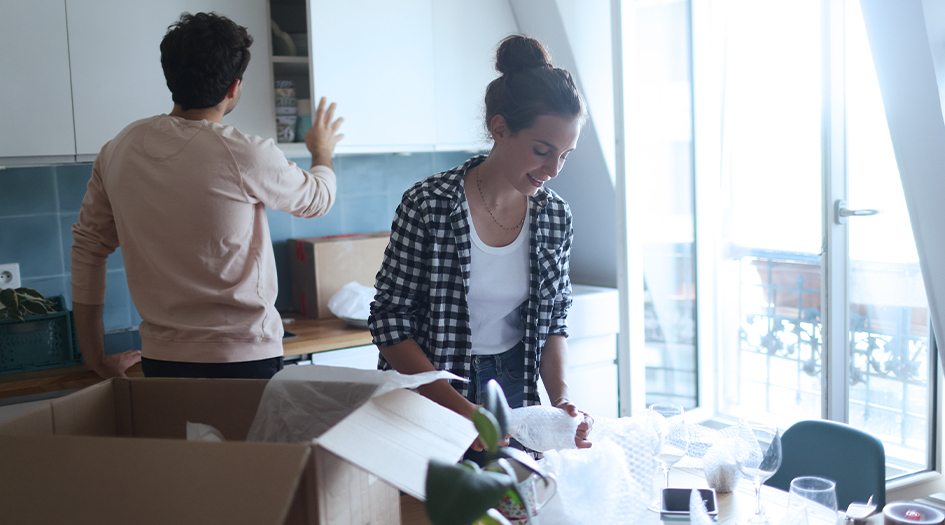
[
  {"left": 0, "top": 317, "right": 373, "bottom": 400},
  {"left": 281, "top": 317, "right": 373, "bottom": 357}
]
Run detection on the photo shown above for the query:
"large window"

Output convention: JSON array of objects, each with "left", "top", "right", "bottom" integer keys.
[
  {"left": 632, "top": 0, "right": 698, "bottom": 410},
  {"left": 625, "top": 0, "right": 935, "bottom": 480}
]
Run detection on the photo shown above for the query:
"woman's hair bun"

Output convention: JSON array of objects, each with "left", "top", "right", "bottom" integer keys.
[{"left": 495, "top": 34, "right": 551, "bottom": 75}]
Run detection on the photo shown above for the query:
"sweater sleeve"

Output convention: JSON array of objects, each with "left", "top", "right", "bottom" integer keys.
[
  {"left": 71, "top": 156, "right": 119, "bottom": 305},
  {"left": 237, "top": 137, "right": 336, "bottom": 218}
]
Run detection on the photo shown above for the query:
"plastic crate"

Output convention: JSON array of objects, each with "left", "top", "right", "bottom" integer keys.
[{"left": 0, "top": 296, "right": 81, "bottom": 376}]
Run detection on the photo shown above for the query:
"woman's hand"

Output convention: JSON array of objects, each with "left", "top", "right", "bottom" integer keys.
[{"left": 553, "top": 398, "right": 593, "bottom": 449}]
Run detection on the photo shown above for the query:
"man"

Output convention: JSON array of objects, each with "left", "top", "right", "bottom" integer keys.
[{"left": 71, "top": 12, "right": 343, "bottom": 380}]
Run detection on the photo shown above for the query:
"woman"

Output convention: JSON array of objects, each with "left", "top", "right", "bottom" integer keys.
[{"left": 369, "top": 35, "right": 591, "bottom": 449}]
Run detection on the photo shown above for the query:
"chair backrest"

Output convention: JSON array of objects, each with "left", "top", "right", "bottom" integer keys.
[{"left": 765, "top": 419, "right": 886, "bottom": 510}]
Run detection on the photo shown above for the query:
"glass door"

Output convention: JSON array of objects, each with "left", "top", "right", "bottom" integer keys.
[
  {"left": 843, "top": 0, "right": 932, "bottom": 478},
  {"left": 690, "top": 0, "right": 934, "bottom": 479},
  {"left": 713, "top": 0, "right": 825, "bottom": 425}
]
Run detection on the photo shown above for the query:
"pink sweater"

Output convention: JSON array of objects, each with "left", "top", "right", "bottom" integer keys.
[{"left": 71, "top": 115, "right": 336, "bottom": 363}]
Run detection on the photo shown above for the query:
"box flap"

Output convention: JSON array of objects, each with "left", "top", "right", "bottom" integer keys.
[
  {"left": 0, "top": 434, "right": 311, "bottom": 525},
  {"left": 0, "top": 400, "right": 53, "bottom": 435},
  {"left": 317, "top": 388, "right": 477, "bottom": 500}
]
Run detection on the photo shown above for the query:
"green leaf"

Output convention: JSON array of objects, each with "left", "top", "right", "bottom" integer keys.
[
  {"left": 21, "top": 300, "right": 51, "bottom": 315},
  {"left": 495, "top": 447, "right": 548, "bottom": 483},
  {"left": 472, "top": 407, "right": 501, "bottom": 456},
  {"left": 0, "top": 288, "right": 18, "bottom": 310},
  {"left": 14, "top": 287, "right": 45, "bottom": 301},
  {"left": 482, "top": 379, "right": 511, "bottom": 438},
  {"left": 425, "top": 459, "right": 515, "bottom": 525},
  {"left": 459, "top": 460, "right": 482, "bottom": 471}
]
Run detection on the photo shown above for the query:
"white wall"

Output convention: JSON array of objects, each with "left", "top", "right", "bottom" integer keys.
[{"left": 510, "top": 0, "right": 618, "bottom": 287}]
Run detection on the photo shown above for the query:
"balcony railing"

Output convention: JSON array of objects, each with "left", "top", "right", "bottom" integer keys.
[{"left": 739, "top": 250, "right": 930, "bottom": 473}]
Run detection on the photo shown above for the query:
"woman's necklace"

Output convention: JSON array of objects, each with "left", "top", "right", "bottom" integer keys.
[{"left": 475, "top": 165, "right": 526, "bottom": 231}]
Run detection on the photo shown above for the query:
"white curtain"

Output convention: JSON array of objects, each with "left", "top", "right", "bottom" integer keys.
[{"left": 858, "top": 0, "right": 945, "bottom": 361}]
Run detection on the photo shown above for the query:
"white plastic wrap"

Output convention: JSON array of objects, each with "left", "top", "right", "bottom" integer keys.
[
  {"left": 186, "top": 422, "right": 224, "bottom": 442},
  {"left": 327, "top": 281, "right": 375, "bottom": 320},
  {"left": 702, "top": 438, "right": 741, "bottom": 493},
  {"left": 690, "top": 488, "right": 715, "bottom": 525},
  {"left": 508, "top": 406, "right": 581, "bottom": 452},
  {"left": 533, "top": 415, "right": 658, "bottom": 524},
  {"left": 246, "top": 365, "right": 460, "bottom": 443}
]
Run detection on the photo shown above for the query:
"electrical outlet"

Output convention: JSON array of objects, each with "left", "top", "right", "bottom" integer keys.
[{"left": 0, "top": 263, "right": 21, "bottom": 290}]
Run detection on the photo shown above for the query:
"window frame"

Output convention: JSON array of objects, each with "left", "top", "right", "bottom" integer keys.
[{"left": 614, "top": 0, "right": 943, "bottom": 490}]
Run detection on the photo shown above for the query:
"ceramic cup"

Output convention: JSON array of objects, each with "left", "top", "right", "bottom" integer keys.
[{"left": 495, "top": 461, "right": 557, "bottom": 524}]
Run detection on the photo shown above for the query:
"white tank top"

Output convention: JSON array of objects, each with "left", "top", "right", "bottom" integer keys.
[{"left": 465, "top": 199, "right": 530, "bottom": 355}]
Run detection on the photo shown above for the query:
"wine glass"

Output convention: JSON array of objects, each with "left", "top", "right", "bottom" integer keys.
[
  {"left": 787, "top": 476, "right": 838, "bottom": 525},
  {"left": 735, "top": 419, "right": 782, "bottom": 525},
  {"left": 646, "top": 403, "right": 690, "bottom": 512}
]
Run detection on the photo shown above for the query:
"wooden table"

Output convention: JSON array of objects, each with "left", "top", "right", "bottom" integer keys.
[
  {"left": 399, "top": 466, "right": 885, "bottom": 524},
  {"left": 0, "top": 317, "right": 373, "bottom": 401}
]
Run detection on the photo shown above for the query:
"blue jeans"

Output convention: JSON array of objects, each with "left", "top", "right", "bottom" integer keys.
[
  {"left": 464, "top": 341, "right": 527, "bottom": 409},
  {"left": 463, "top": 341, "right": 527, "bottom": 465}
]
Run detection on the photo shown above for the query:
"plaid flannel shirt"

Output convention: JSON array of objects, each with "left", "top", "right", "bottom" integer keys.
[{"left": 369, "top": 155, "right": 573, "bottom": 406}]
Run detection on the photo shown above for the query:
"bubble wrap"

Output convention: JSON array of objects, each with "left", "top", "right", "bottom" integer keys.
[
  {"left": 690, "top": 488, "right": 715, "bottom": 525},
  {"left": 702, "top": 438, "right": 740, "bottom": 493},
  {"left": 676, "top": 421, "right": 766, "bottom": 493},
  {"left": 508, "top": 406, "right": 581, "bottom": 452},
  {"left": 534, "top": 415, "right": 658, "bottom": 524}
]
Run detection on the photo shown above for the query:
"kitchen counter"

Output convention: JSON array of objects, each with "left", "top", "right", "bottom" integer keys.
[{"left": 0, "top": 317, "right": 373, "bottom": 401}]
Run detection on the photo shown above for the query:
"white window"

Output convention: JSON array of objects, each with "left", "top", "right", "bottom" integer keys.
[{"left": 620, "top": 0, "right": 936, "bottom": 480}]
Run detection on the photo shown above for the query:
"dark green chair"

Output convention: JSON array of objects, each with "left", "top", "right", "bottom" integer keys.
[{"left": 765, "top": 419, "right": 885, "bottom": 510}]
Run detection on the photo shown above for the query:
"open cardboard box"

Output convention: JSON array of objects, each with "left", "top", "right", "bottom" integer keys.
[{"left": 0, "top": 375, "right": 476, "bottom": 524}]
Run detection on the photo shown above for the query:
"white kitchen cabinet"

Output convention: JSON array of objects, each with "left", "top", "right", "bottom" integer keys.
[
  {"left": 538, "top": 285, "right": 620, "bottom": 418},
  {"left": 277, "top": 0, "right": 517, "bottom": 156},
  {"left": 308, "top": 0, "right": 437, "bottom": 152},
  {"left": 432, "top": 0, "right": 518, "bottom": 150},
  {"left": 0, "top": 1, "right": 76, "bottom": 159},
  {"left": 65, "top": 0, "right": 275, "bottom": 156}
]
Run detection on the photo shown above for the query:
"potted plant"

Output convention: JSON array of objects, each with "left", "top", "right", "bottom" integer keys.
[
  {"left": 0, "top": 287, "right": 58, "bottom": 321},
  {"left": 424, "top": 380, "right": 553, "bottom": 525}
]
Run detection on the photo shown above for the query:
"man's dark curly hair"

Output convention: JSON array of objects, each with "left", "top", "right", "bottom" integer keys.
[{"left": 160, "top": 12, "right": 253, "bottom": 110}]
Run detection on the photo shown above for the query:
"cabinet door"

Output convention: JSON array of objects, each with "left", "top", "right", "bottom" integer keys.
[
  {"left": 432, "top": 0, "right": 518, "bottom": 150},
  {"left": 66, "top": 0, "right": 275, "bottom": 155},
  {"left": 538, "top": 335, "right": 619, "bottom": 418},
  {"left": 309, "top": 0, "right": 436, "bottom": 151},
  {"left": 0, "top": 1, "right": 76, "bottom": 158}
]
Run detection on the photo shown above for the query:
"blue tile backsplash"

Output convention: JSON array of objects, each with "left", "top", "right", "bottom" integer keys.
[{"left": 0, "top": 150, "right": 475, "bottom": 354}]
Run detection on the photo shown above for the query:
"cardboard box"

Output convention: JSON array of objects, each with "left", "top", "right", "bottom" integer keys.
[
  {"left": 0, "top": 375, "right": 476, "bottom": 524},
  {"left": 289, "top": 233, "right": 390, "bottom": 319}
]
